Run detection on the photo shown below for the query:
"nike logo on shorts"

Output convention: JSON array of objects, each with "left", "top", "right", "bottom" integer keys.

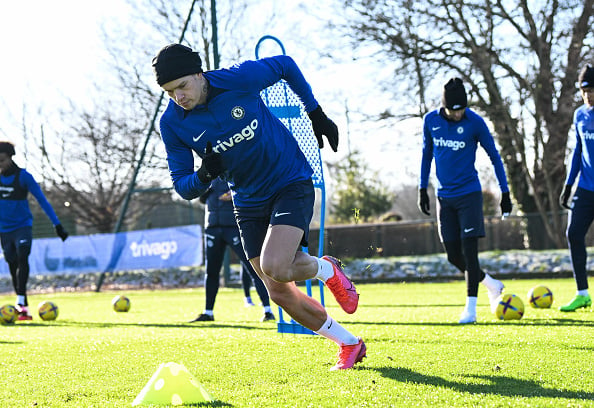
[
  {"left": 274, "top": 212, "right": 291, "bottom": 217},
  {"left": 193, "top": 130, "right": 206, "bottom": 142},
  {"left": 464, "top": 227, "right": 474, "bottom": 233}
]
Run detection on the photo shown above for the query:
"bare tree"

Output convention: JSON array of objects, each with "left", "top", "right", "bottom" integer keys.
[
  {"left": 36, "top": 105, "right": 171, "bottom": 233},
  {"left": 338, "top": 0, "right": 594, "bottom": 248}
]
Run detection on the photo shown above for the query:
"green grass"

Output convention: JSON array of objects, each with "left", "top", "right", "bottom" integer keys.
[{"left": 1, "top": 278, "right": 593, "bottom": 407}]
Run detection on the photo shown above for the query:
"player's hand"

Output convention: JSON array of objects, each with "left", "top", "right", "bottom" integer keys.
[
  {"left": 500, "top": 191, "right": 512, "bottom": 215},
  {"left": 560, "top": 184, "right": 572, "bottom": 209},
  {"left": 55, "top": 224, "right": 69, "bottom": 241},
  {"left": 308, "top": 105, "right": 339, "bottom": 152},
  {"left": 418, "top": 188, "right": 430, "bottom": 216},
  {"left": 196, "top": 142, "right": 224, "bottom": 183}
]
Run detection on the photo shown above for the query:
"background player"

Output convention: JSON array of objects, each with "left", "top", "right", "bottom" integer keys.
[
  {"left": 0, "top": 141, "right": 69, "bottom": 320},
  {"left": 190, "top": 177, "right": 275, "bottom": 322},
  {"left": 559, "top": 64, "right": 594, "bottom": 312},
  {"left": 418, "top": 78, "right": 512, "bottom": 324}
]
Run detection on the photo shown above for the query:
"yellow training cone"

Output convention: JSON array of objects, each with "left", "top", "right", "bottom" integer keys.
[{"left": 132, "top": 362, "right": 214, "bottom": 406}]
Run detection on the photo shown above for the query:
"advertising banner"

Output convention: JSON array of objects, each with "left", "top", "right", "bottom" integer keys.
[{"left": 0, "top": 225, "right": 203, "bottom": 276}]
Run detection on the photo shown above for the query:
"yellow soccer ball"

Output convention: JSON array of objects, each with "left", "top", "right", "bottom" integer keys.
[
  {"left": 527, "top": 285, "right": 553, "bottom": 308},
  {"left": 0, "top": 304, "right": 18, "bottom": 324},
  {"left": 495, "top": 293, "right": 524, "bottom": 320},
  {"left": 112, "top": 295, "right": 131, "bottom": 312},
  {"left": 38, "top": 301, "right": 59, "bottom": 321}
]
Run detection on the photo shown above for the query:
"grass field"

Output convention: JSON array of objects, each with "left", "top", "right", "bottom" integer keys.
[{"left": 1, "top": 278, "right": 593, "bottom": 407}]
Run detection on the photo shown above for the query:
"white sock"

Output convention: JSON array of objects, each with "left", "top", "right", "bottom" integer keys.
[
  {"left": 315, "top": 315, "right": 359, "bottom": 346},
  {"left": 203, "top": 310, "right": 214, "bottom": 316},
  {"left": 263, "top": 306, "right": 272, "bottom": 313},
  {"left": 481, "top": 273, "right": 499, "bottom": 290},
  {"left": 577, "top": 289, "right": 589, "bottom": 297},
  {"left": 314, "top": 258, "right": 334, "bottom": 282},
  {"left": 464, "top": 296, "right": 477, "bottom": 313},
  {"left": 16, "top": 295, "right": 25, "bottom": 306}
]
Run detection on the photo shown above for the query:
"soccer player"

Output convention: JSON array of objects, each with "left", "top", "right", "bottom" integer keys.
[
  {"left": 418, "top": 78, "right": 512, "bottom": 324},
  {"left": 558, "top": 64, "right": 594, "bottom": 312},
  {"left": 0, "top": 141, "right": 69, "bottom": 320},
  {"left": 190, "top": 177, "right": 275, "bottom": 323},
  {"left": 152, "top": 44, "right": 365, "bottom": 370}
]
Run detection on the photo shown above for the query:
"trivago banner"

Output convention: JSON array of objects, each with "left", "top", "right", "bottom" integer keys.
[{"left": 0, "top": 225, "right": 203, "bottom": 276}]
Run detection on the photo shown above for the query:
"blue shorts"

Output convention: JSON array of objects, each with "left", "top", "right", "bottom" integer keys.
[
  {"left": 0, "top": 226, "right": 33, "bottom": 263},
  {"left": 437, "top": 191, "right": 485, "bottom": 242},
  {"left": 234, "top": 180, "right": 315, "bottom": 260}
]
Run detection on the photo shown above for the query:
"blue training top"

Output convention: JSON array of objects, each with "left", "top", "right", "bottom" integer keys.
[
  {"left": 0, "top": 167, "right": 60, "bottom": 233},
  {"left": 419, "top": 108, "right": 509, "bottom": 198},
  {"left": 159, "top": 55, "right": 317, "bottom": 207},
  {"left": 564, "top": 104, "right": 594, "bottom": 191}
]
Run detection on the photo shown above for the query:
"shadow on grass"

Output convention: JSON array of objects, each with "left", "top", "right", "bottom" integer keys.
[
  {"left": 346, "top": 317, "right": 594, "bottom": 327},
  {"left": 373, "top": 366, "right": 594, "bottom": 401},
  {"left": 10, "top": 321, "right": 276, "bottom": 331},
  {"left": 182, "top": 402, "right": 233, "bottom": 407}
]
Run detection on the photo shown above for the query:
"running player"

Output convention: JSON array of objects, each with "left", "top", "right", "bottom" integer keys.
[
  {"left": 558, "top": 64, "right": 594, "bottom": 312},
  {"left": 418, "top": 77, "right": 512, "bottom": 324},
  {"left": 152, "top": 44, "right": 365, "bottom": 370},
  {"left": 0, "top": 141, "right": 69, "bottom": 320},
  {"left": 190, "top": 177, "right": 275, "bottom": 323}
]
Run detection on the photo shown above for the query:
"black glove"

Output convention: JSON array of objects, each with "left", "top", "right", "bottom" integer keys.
[
  {"left": 418, "top": 188, "right": 430, "bottom": 216},
  {"left": 308, "top": 105, "right": 339, "bottom": 152},
  {"left": 196, "top": 142, "right": 224, "bottom": 183},
  {"left": 55, "top": 224, "right": 69, "bottom": 241},
  {"left": 560, "top": 184, "right": 573, "bottom": 209},
  {"left": 500, "top": 192, "right": 512, "bottom": 214}
]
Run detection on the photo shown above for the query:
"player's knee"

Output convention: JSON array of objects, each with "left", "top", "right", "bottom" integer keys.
[{"left": 260, "top": 258, "right": 292, "bottom": 283}]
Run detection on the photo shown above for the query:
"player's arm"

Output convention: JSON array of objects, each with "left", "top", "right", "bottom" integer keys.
[
  {"left": 561, "top": 120, "right": 583, "bottom": 208},
  {"left": 23, "top": 172, "right": 60, "bottom": 225},
  {"left": 419, "top": 119, "right": 434, "bottom": 190},
  {"left": 477, "top": 119, "right": 509, "bottom": 193},
  {"left": 418, "top": 119, "right": 434, "bottom": 215},
  {"left": 23, "top": 171, "right": 68, "bottom": 240},
  {"left": 565, "top": 119, "right": 583, "bottom": 187},
  {"left": 160, "top": 121, "right": 210, "bottom": 201},
  {"left": 234, "top": 56, "right": 319, "bottom": 112}
]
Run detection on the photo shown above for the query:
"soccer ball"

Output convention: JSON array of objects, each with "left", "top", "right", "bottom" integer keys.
[
  {"left": 112, "top": 295, "right": 131, "bottom": 312},
  {"left": 0, "top": 304, "right": 17, "bottom": 324},
  {"left": 495, "top": 293, "right": 524, "bottom": 320},
  {"left": 38, "top": 301, "right": 59, "bottom": 321},
  {"left": 527, "top": 285, "right": 553, "bottom": 308}
]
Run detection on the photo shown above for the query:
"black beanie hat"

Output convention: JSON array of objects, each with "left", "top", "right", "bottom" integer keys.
[
  {"left": 442, "top": 77, "right": 468, "bottom": 110},
  {"left": 152, "top": 44, "right": 203, "bottom": 86},
  {"left": 578, "top": 65, "right": 594, "bottom": 89},
  {"left": 0, "top": 142, "right": 15, "bottom": 156}
]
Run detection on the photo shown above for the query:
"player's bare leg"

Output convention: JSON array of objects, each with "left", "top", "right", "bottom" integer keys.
[{"left": 259, "top": 225, "right": 359, "bottom": 313}]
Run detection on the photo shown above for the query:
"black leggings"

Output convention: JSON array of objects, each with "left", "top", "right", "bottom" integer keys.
[
  {"left": 443, "top": 237, "right": 485, "bottom": 297},
  {"left": 566, "top": 187, "right": 594, "bottom": 291},
  {"left": 204, "top": 226, "right": 270, "bottom": 310}
]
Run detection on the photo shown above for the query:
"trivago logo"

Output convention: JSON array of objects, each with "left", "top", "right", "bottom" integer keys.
[
  {"left": 129, "top": 240, "right": 178, "bottom": 260},
  {"left": 212, "top": 119, "right": 258, "bottom": 153},
  {"left": 433, "top": 137, "right": 466, "bottom": 151}
]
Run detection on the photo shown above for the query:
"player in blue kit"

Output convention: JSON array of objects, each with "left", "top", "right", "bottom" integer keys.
[
  {"left": 190, "top": 177, "right": 275, "bottom": 323},
  {"left": 559, "top": 65, "right": 594, "bottom": 312},
  {"left": 418, "top": 78, "right": 512, "bottom": 324},
  {"left": 152, "top": 44, "right": 365, "bottom": 370},
  {"left": 0, "top": 141, "right": 68, "bottom": 320}
]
